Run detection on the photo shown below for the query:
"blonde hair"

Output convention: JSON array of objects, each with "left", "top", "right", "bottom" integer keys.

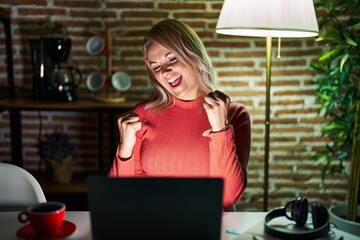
[{"left": 142, "top": 19, "right": 215, "bottom": 110}]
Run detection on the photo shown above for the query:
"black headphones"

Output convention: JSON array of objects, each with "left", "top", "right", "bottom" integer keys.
[{"left": 264, "top": 196, "right": 330, "bottom": 240}]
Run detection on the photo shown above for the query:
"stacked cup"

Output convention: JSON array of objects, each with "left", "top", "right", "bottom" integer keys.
[
  {"left": 86, "top": 36, "right": 106, "bottom": 56},
  {"left": 86, "top": 35, "right": 131, "bottom": 93},
  {"left": 86, "top": 71, "right": 131, "bottom": 93}
]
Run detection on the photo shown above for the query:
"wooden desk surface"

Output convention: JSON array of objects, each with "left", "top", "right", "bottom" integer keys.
[
  {"left": 1, "top": 212, "right": 359, "bottom": 240},
  {"left": 0, "top": 97, "right": 142, "bottom": 111}
]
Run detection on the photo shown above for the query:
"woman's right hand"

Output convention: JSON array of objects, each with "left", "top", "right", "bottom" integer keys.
[{"left": 117, "top": 111, "right": 142, "bottom": 159}]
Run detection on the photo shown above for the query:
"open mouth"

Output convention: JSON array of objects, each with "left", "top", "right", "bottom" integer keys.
[{"left": 168, "top": 76, "right": 181, "bottom": 87}]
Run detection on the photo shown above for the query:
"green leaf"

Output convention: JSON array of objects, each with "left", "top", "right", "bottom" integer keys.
[
  {"left": 329, "top": 67, "right": 339, "bottom": 77},
  {"left": 323, "top": 122, "right": 344, "bottom": 132},
  {"left": 350, "top": 22, "right": 360, "bottom": 30},
  {"left": 316, "top": 36, "right": 331, "bottom": 42},
  {"left": 310, "top": 62, "right": 324, "bottom": 72},
  {"left": 345, "top": 36, "right": 357, "bottom": 46},
  {"left": 316, "top": 36, "right": 324, "bottom": 42},
  {"left": 323, "top": 27, "right": 342, "bottom": 43},
  {"left": 319, "top": 47, "right": 342, "bottom": 61},
  {"left": 340, "top": 54, "right": 349, "bottom": 72}
]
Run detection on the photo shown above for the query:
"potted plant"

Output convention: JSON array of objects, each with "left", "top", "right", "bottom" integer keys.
[
  {"left": 39, "top": 131, "right": 76, "bottom": 184},
  {"left": 311, "top": 0, "right": 360, "bottom": 235}
]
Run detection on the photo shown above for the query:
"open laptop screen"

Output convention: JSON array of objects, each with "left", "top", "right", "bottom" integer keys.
[{"left": 87, "top": 176, "right": 223, "bottom": 240}]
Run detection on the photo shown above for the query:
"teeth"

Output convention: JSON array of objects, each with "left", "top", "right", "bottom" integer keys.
[{"left": 168, "top": 76, "right": 180, "bottom": 83}]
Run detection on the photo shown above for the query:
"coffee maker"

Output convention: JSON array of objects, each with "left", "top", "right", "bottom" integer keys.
[{"left": 30, "top": 38, "right": 82, "bottom": 101}]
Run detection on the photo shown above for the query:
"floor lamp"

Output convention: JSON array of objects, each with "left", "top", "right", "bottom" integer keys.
[{"left": 216, "top": 0, "right": 319, "bottom": 211}]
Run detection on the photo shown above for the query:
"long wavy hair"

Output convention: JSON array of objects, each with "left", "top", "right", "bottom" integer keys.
[{"left": 142, "top": 19, "right": 215, "bottom": 110}]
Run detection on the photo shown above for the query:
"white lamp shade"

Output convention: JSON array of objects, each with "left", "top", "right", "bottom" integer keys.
[{"left": 216, "top": 0, "right": 319, "bottom": 38}]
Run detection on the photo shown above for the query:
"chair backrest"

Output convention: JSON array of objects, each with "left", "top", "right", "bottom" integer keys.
[{"left": 0, "top": 163, "right": 46, "bottom": 211}]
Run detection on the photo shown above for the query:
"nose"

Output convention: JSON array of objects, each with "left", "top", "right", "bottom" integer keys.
[{"left": 162, "top": 64, "right": 172, "bottom": 74}]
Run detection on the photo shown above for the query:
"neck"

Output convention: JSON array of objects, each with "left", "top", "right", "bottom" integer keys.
[{"left": 172, "top": 96, "right": 204, "bottom": 109}]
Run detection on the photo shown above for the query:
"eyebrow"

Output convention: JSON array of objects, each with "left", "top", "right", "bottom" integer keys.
[{"left": 149, "top": 52, "right": 172, "bottom": 65}]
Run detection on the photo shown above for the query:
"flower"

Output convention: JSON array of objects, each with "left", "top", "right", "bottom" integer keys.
[{"left": 39, "top": 131, "right": 76, "bottom": 163}]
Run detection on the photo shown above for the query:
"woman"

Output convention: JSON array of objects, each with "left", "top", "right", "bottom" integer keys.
[{"left": 109, "top": 19, "right": 251, "bottom": 209}]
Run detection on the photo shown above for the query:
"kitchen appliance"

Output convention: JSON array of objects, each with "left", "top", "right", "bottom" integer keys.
[{"left": 30, "top": 38, "right": 82, "bottom": 101}]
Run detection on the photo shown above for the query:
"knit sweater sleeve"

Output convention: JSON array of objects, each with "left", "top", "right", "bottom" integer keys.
[
  {"left": 207, "top": 103, "right": 251, "bottom": 207},
  {"left": 108, "top": 136, "right": 144, "bottom": 177},
  {"left": 108, "top": 104, "right": 146, "bottom": 177}
]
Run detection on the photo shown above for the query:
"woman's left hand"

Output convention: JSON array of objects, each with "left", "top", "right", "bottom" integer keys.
[{"left": 203, "top": 90, "right": 230, "bottom": 132}]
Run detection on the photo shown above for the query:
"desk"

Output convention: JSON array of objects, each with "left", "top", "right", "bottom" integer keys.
[
  {"left": 0, "top": 97, "right": 139, "bottom": 172},
  {"left": 0, "top": 211, "right": 358, "bottom": 240}
]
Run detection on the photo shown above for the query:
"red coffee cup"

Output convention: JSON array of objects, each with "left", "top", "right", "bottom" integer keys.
[{"left": 18, "top": 202, "right": 66, "bottom": 235}]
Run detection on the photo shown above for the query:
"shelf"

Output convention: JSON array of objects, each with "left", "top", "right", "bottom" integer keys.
[
  {"left": 31, "top": 171, "right": 101, "bottom": 194},
  {"left": 28, "top": 171, "right": 102, "bottom": 210},
  {"left": 1, "top": 97, "right": 139, "bottom": 170},
  {"left": 0, "top": 97, "right": 139, "bottom": 111}
]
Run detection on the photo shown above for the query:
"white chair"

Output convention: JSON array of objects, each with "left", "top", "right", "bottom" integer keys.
[{"left": 0, "top": 163, "right": 46, "bottom": 211}]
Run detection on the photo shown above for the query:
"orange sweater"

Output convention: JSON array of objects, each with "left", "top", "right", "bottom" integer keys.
[{"left": 109, "top": 97, "right": 251, "bottom": 207}]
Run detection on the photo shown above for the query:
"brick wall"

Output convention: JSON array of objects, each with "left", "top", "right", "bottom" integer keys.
[{"left": 0, "top": 0, "right": 349, "bottom": 211}]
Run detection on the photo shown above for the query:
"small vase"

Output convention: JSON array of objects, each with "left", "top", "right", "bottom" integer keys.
[
  {"left": 48, "top": 155, "right": 73, "bottom": 184},
  {"left": 329, "top": 204, "right": 360, "bottom": 236}
]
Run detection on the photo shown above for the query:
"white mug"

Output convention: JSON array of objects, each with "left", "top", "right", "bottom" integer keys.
[
  {"left": 86, "top": 36, "right": 106, "bottom": 56},
  {"left": 86, "top": 72, "right": 107, "bottom": 92},
  {"left": 111, "top": 71, "right": 131, "bottom": 92}
]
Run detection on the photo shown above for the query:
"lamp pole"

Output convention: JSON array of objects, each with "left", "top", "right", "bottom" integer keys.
[
  {"left": 215, "top": 0, "right": 319, "bottom": 213},
  {"left": 263, "top": 35, "right": 272, "bottom": 212}
]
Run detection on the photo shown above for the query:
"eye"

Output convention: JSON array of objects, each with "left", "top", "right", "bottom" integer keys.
[
  {"left": 153, "top": 65, "right": 162, "bottom": 72},
  {"left": 168, "top": 57, "right": 177, "bottom": 64}
]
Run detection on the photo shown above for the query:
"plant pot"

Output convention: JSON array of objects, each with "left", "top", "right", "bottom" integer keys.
[
  {"left": 329, "top": 204, "right": 360, "bottom": 236},
  {"left": 48, "top": 155, "right": 73, "bottom": 184}
]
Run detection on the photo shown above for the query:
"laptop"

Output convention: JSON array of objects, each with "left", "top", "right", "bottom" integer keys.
[{"left": 87, "top": 175, "right": 223, "bottom": 240}]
